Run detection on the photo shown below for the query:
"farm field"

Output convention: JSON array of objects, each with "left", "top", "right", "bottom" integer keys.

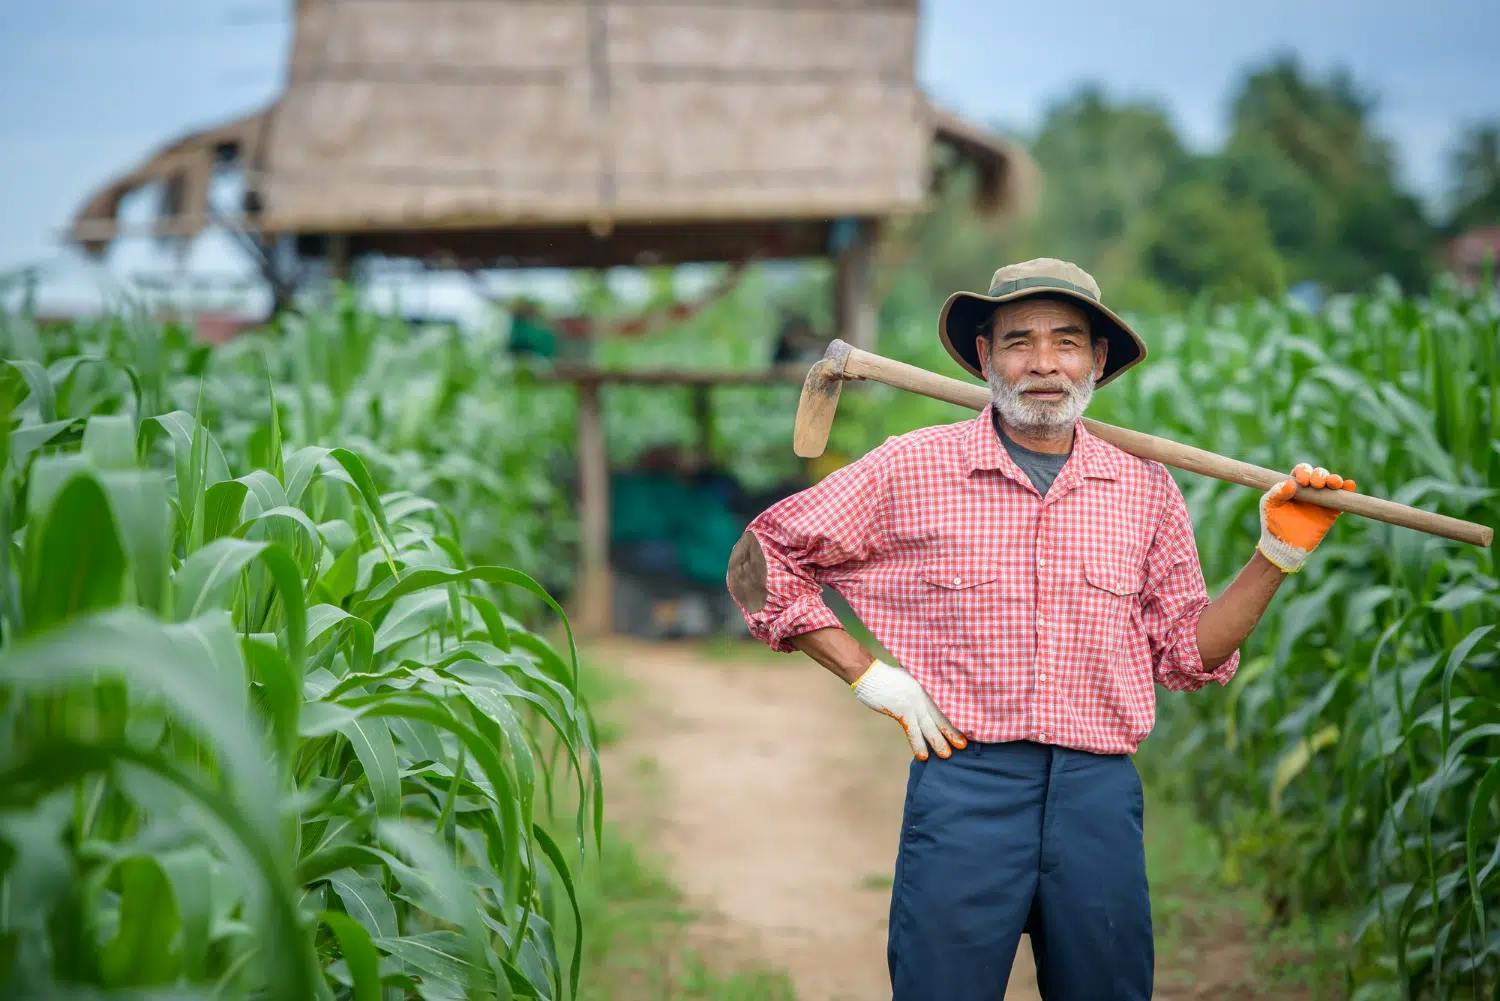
[
  {"left": 5, "top": 3, "right": 1500, "bottom": 996},
  {"left": 2, "top": 274, "right": 1497, "bottom": 999}
]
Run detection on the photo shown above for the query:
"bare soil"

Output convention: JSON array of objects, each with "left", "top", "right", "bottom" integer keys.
[{"left": 588, "top": 637, "right": 1041, "bottom": 1001}]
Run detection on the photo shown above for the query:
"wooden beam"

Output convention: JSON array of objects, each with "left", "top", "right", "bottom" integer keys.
[
  {"left": 338, "top": 217, "right": 836, "bottom": 270},
  {"left": 542, "top": 363, "right": 805, "bottom": 387},
  {"left": 575, "top": 380, "right": 612, "bottom": 635}
]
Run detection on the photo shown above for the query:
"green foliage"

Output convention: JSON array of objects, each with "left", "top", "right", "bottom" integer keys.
[
  {"left": 1026, "top": 86, "right": 1192, "bottom": 277},
  {"left": 1145, "top": 795, "right": 1349, "bottom": 997},
  {"left": 1135, "top": 179, "right": 1285, "bottom": 301},
  {"left": 1222, "top": 54, "right": 1436, "bottom": 292},
  {"left": 1447, "top": 124, "right": 1500, "bottom": 232},
  {"left": 960, "top": 55, "right": 1454, "bottom": 308},
  {"left": 586, "top": 266, "right": 804, "bottom": 494},
  {"left": 1227, "top": 56, "right": 1392, "bottom": 194},
  {"left": 0, "top": 302, "right": 603, "bottom": 999},
  {"left": 1126, "top": 277, "right": 1500, "bottom": 998},
  {"left": 18, "top": 290, "right": 579, "bottom": 598}
]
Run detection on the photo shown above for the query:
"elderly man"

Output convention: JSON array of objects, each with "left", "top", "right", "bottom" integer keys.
[{"left": 726, "top": 259, "right": 1354, "bottom": 1000}]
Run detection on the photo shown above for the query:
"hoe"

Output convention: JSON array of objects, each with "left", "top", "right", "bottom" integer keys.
[{"left": 794, "top": 339, "right": 1492, "bottom": 549}]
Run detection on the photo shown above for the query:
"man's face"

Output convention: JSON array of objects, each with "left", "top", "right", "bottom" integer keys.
[{"left": 975, "top": 297, "right": 1107, "bottom": 433}]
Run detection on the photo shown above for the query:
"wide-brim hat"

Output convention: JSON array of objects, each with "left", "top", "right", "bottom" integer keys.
[{"left": 937, "top": 258, "right": 1147, "bottom": 388}]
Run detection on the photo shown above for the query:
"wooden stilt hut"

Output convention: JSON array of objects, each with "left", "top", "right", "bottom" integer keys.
[{"left": 70, "top": 0, "right": 1035, "bottom": 634}]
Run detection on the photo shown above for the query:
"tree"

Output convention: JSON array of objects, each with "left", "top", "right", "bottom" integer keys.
[
  {"left": 1026, "top": 86, "right": 1192, "bottom": 271},
  {"left": 1225, "top": 54, "right": 1435, "bottom": 292},
  {"left": 1203, "top": 141, "right": 1328, "bottom": 283},
  {"left": 882, "top": 61, "right": 1438, "bottom": 317},
  {"left": 1229, "top": 55, "right": 1394, "bottom": 193},
  {"left": 1446, "top": 123, "right": 1500, "bottom": 231},
  {"left": 1135, "top": 180, "right": 1284, "bottom": 302}
]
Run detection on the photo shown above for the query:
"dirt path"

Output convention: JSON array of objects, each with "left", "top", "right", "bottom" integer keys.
[{"left": 588, "top": 637, "right": 1041, "bottom": 1001}]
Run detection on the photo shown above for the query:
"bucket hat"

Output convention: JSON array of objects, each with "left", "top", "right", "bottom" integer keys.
[{"left": 937, "top": 258, "right": 1147, "bottom": 388}]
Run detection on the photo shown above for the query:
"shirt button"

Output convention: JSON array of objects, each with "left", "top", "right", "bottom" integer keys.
[
  {"left": 1037, "top": 615, "right": 1045, "bottom": 625},
  {"left": 1038, "top": 557, "right": 1045, "bottom": 567},
  {"left": 1038, "top": 672, "right": 1048, "bottom": 681},
  {"left": 1038, "top": 731, "right": 1048, "bottom": 741},
  {"left": 952, "top": 576, "right": 963, "bottom": 587}
]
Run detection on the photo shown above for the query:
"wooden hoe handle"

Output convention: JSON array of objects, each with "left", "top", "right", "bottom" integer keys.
[{"left": 811, "top": 341, "right": 1493, "bottom": 549}]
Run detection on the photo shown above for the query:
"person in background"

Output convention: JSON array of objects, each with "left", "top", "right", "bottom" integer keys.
[
  {"left": 771, "top": 312, "right": 824, "bottom": 365},
  {"left": 506, "top": 297, "right": 558, "bottom": 360}
]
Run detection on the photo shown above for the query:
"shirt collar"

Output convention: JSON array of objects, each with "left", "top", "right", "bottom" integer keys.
[{"left": 965, "top": 404, "right": 1122, "bottom": 484}]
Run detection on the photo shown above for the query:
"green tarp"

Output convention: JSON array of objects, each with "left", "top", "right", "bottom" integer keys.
[{"left": 610, "top": 472, "right": 744, "bottom": 586}]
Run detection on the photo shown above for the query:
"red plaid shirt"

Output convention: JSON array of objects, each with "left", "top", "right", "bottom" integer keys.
[{"left": 733, "top": 405, "right": 1241, "bottom": 755}]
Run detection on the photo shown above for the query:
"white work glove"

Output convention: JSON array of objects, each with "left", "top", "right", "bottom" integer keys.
[{"left": 850, "top": 659, "right": 967, "bottom": 760}]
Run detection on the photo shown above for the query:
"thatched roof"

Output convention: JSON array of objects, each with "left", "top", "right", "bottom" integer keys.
[{"left": 71, "top": 0, "right": 1033, "bottom": 265}]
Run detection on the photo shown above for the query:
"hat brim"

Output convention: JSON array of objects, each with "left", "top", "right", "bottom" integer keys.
[{"left": 938, "top": 285, "right": 1147, "bottom": 388}]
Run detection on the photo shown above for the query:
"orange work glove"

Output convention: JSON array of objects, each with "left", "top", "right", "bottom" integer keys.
[{"left": 1256, "top": 462, "right": 1356, "bottom": 574}]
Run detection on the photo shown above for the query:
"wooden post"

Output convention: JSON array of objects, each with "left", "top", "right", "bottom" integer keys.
[
  {"left": 328, "top": 233, "right": 351, "bottom": 284},
  {"left": 691, "top": 384, "right": 712, "bottom": 466},
  {"left": 576, "top": 379, "right": 612, "bottom": 635},
  {"left": 834, "top": 223, "right": 876, "bottom": 352}
]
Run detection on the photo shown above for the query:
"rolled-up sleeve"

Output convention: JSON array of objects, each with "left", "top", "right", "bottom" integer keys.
[
  {"left": 730, "top": 437, "right": 898, "bottom": 652},
  {"left": 1140, "top": 470, "right": 1241, "bottom": 692}
]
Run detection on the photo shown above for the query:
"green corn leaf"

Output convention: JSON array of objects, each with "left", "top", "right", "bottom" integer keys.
[
  {"left": 21, "top": 469, "right": 127, "bottom": 634},
  {"left": 240, "top": 633, "right": 302, "bottom": 765},
  {"left": 1465, "top": 757, "right": 1500, "bottom": 942},
  {"left": 156, "top": 847, "right": 215, "bottom": 981},
  {"left": 375, "top": 931, "right": 480, "bottom": 998},
  {"left": 3, "top": 358, "right": 55, "bottom": 420},
  {"left": 325, "top": 867, "right": 400, "bottom": 941},
  {"left": 203, "top": 479, "right": 249, "bottom": 542},
  {"left": 318, "top": 910, "right": 383, "bottom": 1001},
  {"left": 98, "top": 856, "right": 181, "bottom": 986},
  {"left": 532, "top": 822, "right": 583, "bottom": 1001},
  {"left": 139, "top": 410, "right": 230, "bottom": 502},
  {"left": 173, "top": 538, "right": 306, "bottom": 667},
  {"left": 378, "top": 820, "right": 506, "bottom": 999},
  {"left": 97, "top": 469, "right": 171, "bottom": 615},
  {"left": 0, "top": 741, "right": 317, "bottom": 1001},
  {"left": 306, "top": 603, "right": 376, "bottom": 675},
  {"left": 81, "top": 413, "right": 138, "bottom": 469},
  {"left": 8, "top": 416, "right": 80, "bottom": 469},
  {"left": 1438, "top": 624, "right": 1494, "bottom": 757},
  {"left": 338, "top": 713, "right": 401, "bottom": 817}
]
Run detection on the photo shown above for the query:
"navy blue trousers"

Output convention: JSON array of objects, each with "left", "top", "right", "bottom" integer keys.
[{"left": 887, "top": 739, "right": 1152, "bottom": 1001}]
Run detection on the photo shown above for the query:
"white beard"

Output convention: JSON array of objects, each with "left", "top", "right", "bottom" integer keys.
[{"left": 986, "top": 361, "right": 1097, "bottom": 433}]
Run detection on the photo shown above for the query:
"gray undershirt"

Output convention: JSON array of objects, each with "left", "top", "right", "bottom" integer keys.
[{"left": 994, "top": 412, "right": 1070, "bottom": 497}]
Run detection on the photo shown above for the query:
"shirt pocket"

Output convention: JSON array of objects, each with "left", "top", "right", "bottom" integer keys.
[
  {"left": 1081, "top": 556, "right": 1145, "bottom": 653},
  {"left": 917, "top": 562, "right": 1006, "bottom": 649}
]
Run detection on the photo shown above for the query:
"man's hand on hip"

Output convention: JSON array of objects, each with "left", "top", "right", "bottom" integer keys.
[{"left": 851, "top": 659, "right": 968, "bottom": 760}]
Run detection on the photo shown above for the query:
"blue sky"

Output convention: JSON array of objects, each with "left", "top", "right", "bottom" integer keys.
[{"left": 3, "top": 0, "right": 1497, "bottom": 314}]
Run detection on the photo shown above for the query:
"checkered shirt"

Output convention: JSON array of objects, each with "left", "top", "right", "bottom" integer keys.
[{"left": 732, "top": 405, "right": 1241, "bottom": 755}]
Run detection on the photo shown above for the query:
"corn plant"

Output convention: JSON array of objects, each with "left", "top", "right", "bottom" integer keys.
[
  {"left": 8, "top": 291, "right": 579, "bottom": 597},
  {"left": 0, "top": 314, "right": 603, "bottom": 998},
  {"left": 1116, "top": 278, "right": 1500, "bottom": 999}
]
